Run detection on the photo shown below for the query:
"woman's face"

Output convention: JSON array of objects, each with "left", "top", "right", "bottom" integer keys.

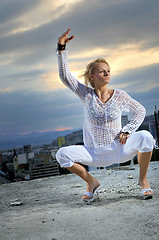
[{"left": 90, "top": 62, "right": 110, "bottom": 87}]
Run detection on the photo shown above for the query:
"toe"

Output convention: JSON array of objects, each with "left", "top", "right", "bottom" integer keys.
[
  {"left": 144, "top": 190, "right": 153, "bottom": 196},
  {"left": 82, "top": 195, "right": 89, "bottom": 199}
]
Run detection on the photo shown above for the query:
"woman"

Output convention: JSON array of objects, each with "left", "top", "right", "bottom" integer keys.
[{"left": 56, "top": 29, "right": 155, "bottom": 202}]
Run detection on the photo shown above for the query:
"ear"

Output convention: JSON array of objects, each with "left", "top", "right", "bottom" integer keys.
[{"left": 89, "top": 74, "right": 94, "bottom": 80}]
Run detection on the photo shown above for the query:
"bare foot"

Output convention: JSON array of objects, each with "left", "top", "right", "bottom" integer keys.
[
  {"left": 138, "top": 179, "right": 153, "bottom": 196},
  {"left": 82, "top": 178, "right": 100, "bottom": 200}
]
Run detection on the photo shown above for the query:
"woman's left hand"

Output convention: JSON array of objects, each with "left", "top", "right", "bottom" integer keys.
[
  {"left": 119, "top": 132, "right": 130, "bottom": 144},
  {"left": 58, "top": 28, "right": 74, "bottom": 45}
]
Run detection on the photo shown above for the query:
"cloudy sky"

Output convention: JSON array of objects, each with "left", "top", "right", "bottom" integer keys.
[{"left": 0, "top": 0, "right": 159, "bottom": 136}]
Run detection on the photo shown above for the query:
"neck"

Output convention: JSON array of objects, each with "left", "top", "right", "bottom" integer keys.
[
  {"left": 94, "top": 85, "right": 109, "bottom": 98},
  {"left": 94, "top": 85, "right": 114, "bottom": 104}
]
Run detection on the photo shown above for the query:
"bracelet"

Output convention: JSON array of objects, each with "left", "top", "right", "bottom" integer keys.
[{"left": 57, "top": 42, "right": 66, "bottom": 51}]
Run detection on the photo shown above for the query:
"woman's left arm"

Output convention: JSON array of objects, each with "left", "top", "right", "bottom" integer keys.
[{"left": 119, "top": 90, "right": 146, "bottom": 144}]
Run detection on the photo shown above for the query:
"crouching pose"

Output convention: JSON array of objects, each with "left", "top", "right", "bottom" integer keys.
[{"left": 56, "top": 29, "right": 155, "bottom": 202}]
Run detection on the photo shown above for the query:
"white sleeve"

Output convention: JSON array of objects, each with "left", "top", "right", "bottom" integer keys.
[
  {"left": 57, "top": 50, "right": 88, "bottom": 101},
  {"left": 121, "top": 90, "right": 146, "bottom": 134}
]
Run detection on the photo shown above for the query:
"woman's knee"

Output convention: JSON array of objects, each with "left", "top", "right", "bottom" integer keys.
[
  {"left": 56, "top": 147, "right": 65, "bottom": 161},
  {"left": 56, "top": 147, "right": 68, "bottom": 162},
  {"left": 56, "top": 147, "right": 74, "bottom": 168},
  {"left": 135, "top": 130, "right": 155, "bottom": 152},
  {"left": 137, "top": 130, "right": 153, "bottom": 141}
]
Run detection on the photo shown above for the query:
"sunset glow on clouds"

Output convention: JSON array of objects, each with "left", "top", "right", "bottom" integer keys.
[
  {"left": 0, "top": 0, "right": 159, "bottom": 135},
  {"left": 43, "top": 42, "right": 159, "bottom": 92}
]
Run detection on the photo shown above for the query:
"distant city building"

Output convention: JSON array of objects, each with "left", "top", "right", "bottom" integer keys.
[
  {"left": 0, "top": 153, "right": 2, "bottom": 168},
  {"left": 34, "top": 149, "right": 55, "bottom": 163},
  {"left": 13, "top": 149, "right": 18, "bottom": 177},
  {"left": 149, "top": 123, "right": 156, "bottom": 139},
  {"left": 16, "top": 152, "right": 34, "bottom": 165},
  {"left": 65, "top": 130, "right": 83, "bottom": 145},
  {"left": 143, "top": 114, "right": 155, "bottom": 125},
  {"left": 53, "top": 130, "right": 83, "bottom": 147},
  {"left": 57, "top": 136, "right": 65, "bottom": 146},
  {"left": 17, "top": 153, "right": 27, "bottom": 164},
  {"left": 121, "top": 115, "right": 128, "bottom": 128}
]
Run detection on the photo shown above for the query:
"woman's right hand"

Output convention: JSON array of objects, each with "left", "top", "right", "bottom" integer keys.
[{"left": 58, "top": 28, "right": 74, "bottom": 45}]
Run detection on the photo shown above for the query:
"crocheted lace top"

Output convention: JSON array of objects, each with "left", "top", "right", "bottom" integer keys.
[{"left": 57, "top": 50, "right": 146, "bottom": 150}]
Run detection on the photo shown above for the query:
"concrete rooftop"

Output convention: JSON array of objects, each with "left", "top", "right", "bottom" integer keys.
[{"left": 0, "top": 162, "right": 159, "bottom": 240}]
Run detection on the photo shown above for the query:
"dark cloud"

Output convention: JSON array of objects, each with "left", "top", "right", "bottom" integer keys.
[
  {"left": 0, "top": 69, "right": 47, "bottom": 81},
  {"left": 0, "top": 89, "right": 84, "bottom": 134},
  {"left": 130, "top": 87, "right": 159, "bottom": 116},
  {"left": 111, "top": 63, "right": 159, "bottom": 91},
  {"left": 0, "top": 21, "right": 21, "bottom": 37},
  {"left": 0, "top": 84, "right": 157, "bottom": 136},
  {"left": 0, "top": 20, "right": 56, "bottom": 68},
  {"left": 0, "top": 0, "right": 40, "bottom": 24},
  {"left": 55, "top": 0, "right": 159, "bottom": 50},
  {"left": 0, "top": 22, "right": 53, "bottom": 54},
  {"left": 0, "top": 0, "right": 159, "bottom": 65},
  {"left": 0, "top": 0, "right": 159, "bottom": 135},
  {"left": 111, "top": 63, "right": 159, "bottom": 114}
]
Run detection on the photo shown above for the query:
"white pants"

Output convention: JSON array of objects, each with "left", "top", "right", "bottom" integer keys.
[{"left": 56, "top": 130, "right": 155, "bottom": 168}]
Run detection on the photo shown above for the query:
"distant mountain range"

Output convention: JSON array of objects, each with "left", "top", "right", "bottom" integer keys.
[{"left": 0, "top": 129, "right": 81, "bottom": 150}]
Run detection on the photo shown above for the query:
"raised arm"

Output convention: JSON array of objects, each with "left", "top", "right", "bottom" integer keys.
[{"left": 57, "top": 29, "right": 88, "bottom": 101}]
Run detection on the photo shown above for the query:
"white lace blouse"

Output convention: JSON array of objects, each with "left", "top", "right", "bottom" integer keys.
[{"left": 57, "top": 50, "right": 146, "bottom": 151}]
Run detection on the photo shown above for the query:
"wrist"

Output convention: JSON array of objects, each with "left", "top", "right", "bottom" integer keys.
[{"left": 57, "top": 42, "right": 66, "bottom": 51}]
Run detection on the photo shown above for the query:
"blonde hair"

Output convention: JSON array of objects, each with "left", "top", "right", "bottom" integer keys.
[{"left": 82, "top": 58, "right": 110, "bottom": 88}]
